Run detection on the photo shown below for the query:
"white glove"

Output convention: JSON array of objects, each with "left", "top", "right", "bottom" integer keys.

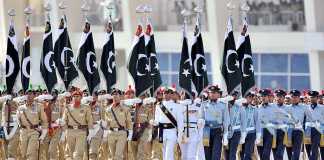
[
  {"left": 179, "top": 99, "right": 192, "bottom": 105},
  {"left": 127, "top": 130, "right": 133, "bottom": 141},
  {"left": 39, "top": 129, "right": 48, "bottom": 142},
  {"left": 239, "top": 132, "right": 247, "bottom": 144},
  {"left": 55, "top": 118, "right": 65, "bottom": 127},
  {"left": 3, "top": 127, "right": 9, "bottom": 140},
  {"left": 219, "top": 96, "right": 234, "bottom": 103},
  {"left": 177, "top": 132, "right": 184, "bottom": 144},
  {"left": 197, "top": 119, "right": 205, "bottom": 129},
  {"left": 60, "top": 131, "right": 66, "bottom": 143},
  {"left": 87, "top": 129, "right": 96, "bottom": 142},
  {"left": 143, "top": 97, "right": 157, "bottom": 105},
  {"left": 103, "top": 130, "right": 108, "bottom": 142},
  {"left": 101, "top": 120, "right": 108, "bottom": 128},
  {"left": 0, "top": 95, "right": 12, "bottom": 102},
  {"left": 255, "top": 133, "right": 261, "bottom": 144},
  {"left": 222, "top": 133, "right": 228, "bottom": 146},
  {"left": 146, "top": 129, "right": 153, "bottom": 142}
]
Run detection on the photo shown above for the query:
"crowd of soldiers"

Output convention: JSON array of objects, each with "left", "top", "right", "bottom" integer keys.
[{"left": 0, "top": 85, "right": 323, "bottom": 160}]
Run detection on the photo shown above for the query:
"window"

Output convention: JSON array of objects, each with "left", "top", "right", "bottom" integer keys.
[
  {"left": 87, "top": 0, "right": 124, "bottom": 31},
  {"left": 245, "top": 0, "right": 305, "bottom": 32},
  {"left": 157, "top": 52, "right": 213, "bottom": 89},
  {"left": 149, "top": 0, "right": 208, "bottom": 31},
  {"left": 254, "top": 53, "right": 310, "bottom": 90}
]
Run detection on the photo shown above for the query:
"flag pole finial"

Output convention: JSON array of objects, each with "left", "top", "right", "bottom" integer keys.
[
  {"left": 226, "top": 0, "right": 235, "bottom": 15},
  {"left": 8, "top": 8, "right": 16, "bottom": 26},
  {"left": 81, "top": 0, "right": 90, "bottom": 23},
  {"left": 24, "top": 6, "right": 32, "bottom": 27},
  {"left": 136, "top": 4, "right": 146, "bottom": 25},
  {"left": 144, "top": 4, "right": 152, "bottom": 25},
  {"left": 44, "top": 2, "right": 52, "bottom": 22}
]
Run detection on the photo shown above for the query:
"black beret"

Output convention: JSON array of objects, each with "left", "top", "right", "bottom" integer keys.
[
  {"left": 275, "top": 89, "right": 286, "bottom": 97},
  {"left": 308, "top": 91, "right": 319, "bottom": 97},
  {"left": 290, "top": 90, "right": 301, "bottom": 97}
]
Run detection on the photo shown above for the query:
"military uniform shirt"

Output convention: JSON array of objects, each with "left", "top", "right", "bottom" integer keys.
[
  {"left": 105, "top": 104, "right": 132, "bottom": 130},
  {"left": 17, "top": 103, "right": 48, "bottom": 129},
  {"left": 62, "top": 104, "right": 93, "bottom": 129}
]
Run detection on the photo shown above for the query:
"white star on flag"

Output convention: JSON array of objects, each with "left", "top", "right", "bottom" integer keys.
[
  {"left": 145, "top": 64, "right": 150, "bottom": 71},
  {"left": 202, "top": 64, "right": 207, "bottom": 71},
  {"left": 235, "top": 60, "right": 240, "bottom": 68},
  {"left": 182, "top": 69, "right": 190, "bottom": 77},
  {"left": 249, "top": 64, "right": 254, "bottom": 72},
  {"left": 154, "top": 63, "right": 159, "bottom": 70}
]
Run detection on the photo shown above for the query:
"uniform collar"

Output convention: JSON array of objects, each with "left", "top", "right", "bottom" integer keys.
[{"left": 311, "top": 103, "right": 317, "bottom": 110}]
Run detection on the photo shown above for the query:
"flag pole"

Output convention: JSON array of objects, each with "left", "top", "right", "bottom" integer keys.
[
  {"left": 144, "top": 4, "right": 155, "bottom": 97},
  {"left": 58, "top": 1, "right": 68, "bottom": 83},
  {"left": 181, "top": 8, "right": 191, "bottom": 139},
  {"left": 44, "top": 2, "right": 51, "bottom": 23},
  {"left": 193, "top": 3, "right": 203, "bottom": 96},
  {"left": 8, "top": 9, "right": 16, "bottom": 28},
  {"left": 81, "top": 0, "right": 90, "bottom": 23}
]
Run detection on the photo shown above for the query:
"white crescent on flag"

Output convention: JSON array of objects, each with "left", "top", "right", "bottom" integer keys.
[
  {"left": 136, "top": 54, "right": 148, "bottom": 77},
  {"left": 22, "top": 56, "right": 31, "bottom": 78},
  {"left": 107, "top": 51, "right": 115, "bottom": 74},
  {"left": 44, "top": 51, "right": 55, "bottom": 73},
  {"left": 226, "top": 49, "right": 237, "bottom": 74},
  {"left": 242, "top": 54, "right": 252, "bottom": 77},
  {"left": 86, "top": 51, "right": 96, "bottom": 74},
  {"left": 60, "top": 47, "right": 73, "bottom": 66},
  {"left": 5, "top": 55, "right": 14, "bottom": 77},
  {"left": 194, "top": 54, "right": 205, "bottom": 77}
]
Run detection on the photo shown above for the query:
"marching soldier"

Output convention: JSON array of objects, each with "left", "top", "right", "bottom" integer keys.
[
  {"left": 179, "top": 97, "right": 205, "bottom": 160},
  {"left": 153, "top": 88, "right": 184, "bottom": 160},
  {"left": 104, "top": 89, "right": 133, "bottom": 160},
  {"left": 151, "top": 89, "right": 164, "bottom": 160},
  {"left": 239, "top": 91, "right": 261, "bottom": 160},
  {"left": 201, "top": 85, "right": 230, "bottom": 160},
  {"left": 1, "top": 94, "right": 20, "bottom": 160},
  {"left": 272, "top": 89, "right": 289, "bottom": 160},
  {"left": 130, "top": 96, "right": 155, "bottom": 160},
  {"left": 39, "top": 90, "right": 65, "bottom": 160},
  {"left": 61, "top": 90, "right": 94, "bottom": 160},
  {"left": 257, "top": 89, "right": 277, "bottom": 160},
  {"left": 305, "top": 91, "right": 324, "bottom": 160},
  {"left": 285, "top": 90, "right": 312, "bottom": 160},
  {"left": 17, "top": 89, "right": 48, "bottom": 160},
  {"left": 225, "top": 91, "right": 247, "bottom": 160},
  {"left": 87, "top": 92, "right": 106, "bottom": 160}
]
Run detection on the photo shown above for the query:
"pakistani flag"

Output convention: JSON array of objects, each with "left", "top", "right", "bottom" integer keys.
[
  {"left": 40, "top": 18, "right": 57, "bottom": 92},
  {"left": 21, "top": 24, "right": 31, "bottom": 92},
  {"left": 54, "top": 16, "right": 78, "bottom": 90},
  {"left": 77, "top": 22, "right": 100, "bottom": 94},
  {"left": 5, "top": 21, "right": 20, "bottom": 93},
  {"left": 191, "top": 18, "right": 208, "bottom": 95},
  {"left": 127, "top": 24, "right": 152, "bottom": 97},
  {"left": 237, "top": 18, "right": 255, "bottom": 96},
  {"left": 145, "top": 22, "right": 162, "bottom": 96},
  {"left": 100, "top": 19, "right": 116, "bottom": 92},
  {"left": 221, "top": 16, "right": 242, "bottom": 94},
  {"left": 179, "top": 22, "right": 192, "bottom": 99}
]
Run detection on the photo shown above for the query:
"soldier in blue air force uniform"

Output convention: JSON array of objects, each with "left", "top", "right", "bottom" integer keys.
[
  {"left": 201, "top": 85, "right": 230, "bottom": 160},
  {"left": 239, "top": 91, "right": 261, "bottom": 160},
  {"left": 285, "top": 90, "right": 312, "bottom": 160},
  {"left": 305, "top": 90, "right": 324, "bottom": 160},
  {"left": 224, "top": 91, "right": 247, "bottom": 160}
]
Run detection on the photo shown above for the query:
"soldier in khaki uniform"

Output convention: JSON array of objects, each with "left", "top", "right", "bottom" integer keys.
[
  {"left": 151, "top": 89, "right": 164, "bottom": 160},
  {"left": 39, "top": 90, "right": 65, "bottom": 160},
  {"left": 62, "top": 90, "right": 94, "bottom": 160},
  {"left": 130, "top": 95, "right": 155, "bottom": 160},
  {"left": 1, "top": 95, "right": 20, "bottom": 160},
  {"left": 17, "top": 90, "right": 48, "bottom": 160},
  {"left": 104, "top": 89, "right": 133, "bottom": 160},
  {"left": 87, "top": 92, "right": 106, "bottom": 160}
]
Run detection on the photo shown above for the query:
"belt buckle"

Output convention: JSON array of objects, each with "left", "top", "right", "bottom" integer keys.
[
  {"left": 163, "top": 124, "right": 168, "bottom": 128},
  {"left": 209, "top": 124, "right": 213, "bottom": 127},
  {"left": 113, "top": 128, "right": 118, "bottom": 131},
  {"left": 73, "top": 126, "right": 78, "bottom": 129}
]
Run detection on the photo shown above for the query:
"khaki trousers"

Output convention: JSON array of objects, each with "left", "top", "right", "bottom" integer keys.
[
  {"left": 65, "top": 129, "right": 87, "bottom": 160},
  {"left": 20, "top": 129, "right": 40, "bottom": 160},
  {"left": 107, "top": 130, "right": 127, "bottom": 160}
]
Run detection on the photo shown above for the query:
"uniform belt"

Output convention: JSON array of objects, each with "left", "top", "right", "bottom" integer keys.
[
  {"left": 159, "top": 123, "right": 175, "bottom": 129},
  {"left": 21, "top": 125, "right": 39, "bottom": 129},
  {"left": 67, "top": 125, "right": 88, "bottom": 130},
  {"left": 134, "top": 123, "right": 148, "bottom": 128},
  {"left": 109, "top": 127, "right": 125, "bottom": 132},
  {"left": 246, "top": 127, "right": 255, "bottom": 132},
  {"left": 205, "top": 121, "right": 222, "bottom": 129},
  {"left": 232, "top": 125, "right": 241, "bottom": 130}
]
